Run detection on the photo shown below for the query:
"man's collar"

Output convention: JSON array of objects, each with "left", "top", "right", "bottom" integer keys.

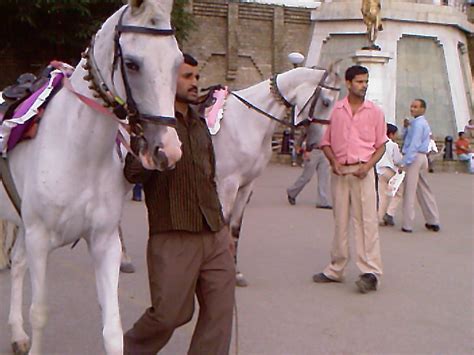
[{"left": 339, "top": 96, "right": 371, "bottom": 111}]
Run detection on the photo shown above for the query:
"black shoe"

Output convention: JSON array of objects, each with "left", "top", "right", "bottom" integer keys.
[
  {"left": 287, "top": 195, "right": 296, "bottom": 205},
  {"left": 312, "top": 273, "right": 339, "bottom": 283},
  {"left": 425, "top": 223, "right": 440, "bottom": 232},
  {"left": 316, "top": 205, "right": 332, "bottom": 210},
  {"left": 355, "top": 273, "right": 377, "bottom": 293},
  {"left": 383, "top": 213, "right": 395, "bottom": 226},
  {"left": 401, "top": 228, "right": 413, "bottom": 233}
]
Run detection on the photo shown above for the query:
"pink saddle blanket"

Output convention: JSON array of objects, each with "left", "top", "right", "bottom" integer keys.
[
  {"left": 203, "top": 87, "right": 228, "bottom": 135},
  {"left": 0, "top": 70, "right": 65, "bottom": 157}
]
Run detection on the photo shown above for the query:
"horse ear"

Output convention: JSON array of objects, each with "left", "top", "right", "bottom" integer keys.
[
  {"left": 129, "top": 0, "right": 145, "bottom": 13},
  {"left": 328, "top": 58, "right": 343, "bottom": 75}
]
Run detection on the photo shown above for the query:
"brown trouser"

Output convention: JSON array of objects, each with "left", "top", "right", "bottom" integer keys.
[
  {"left": 124, "top": 227, "right": 235, "bottom": 355},
  {"left": 402, "top": 153, "right": 440, "bottom": 230},
  {"left": 323, "top": 166, "right": 383, "bottom": 281}
]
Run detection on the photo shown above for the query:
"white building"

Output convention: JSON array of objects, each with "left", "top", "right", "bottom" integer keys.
[{"left": 306, "top": 0, "right": 473, "bottom": 137}]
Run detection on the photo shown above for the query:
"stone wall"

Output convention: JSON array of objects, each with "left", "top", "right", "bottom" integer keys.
[
  {"left": 308, "top": 0, "right": 474, "bottom": 138},
  {"left": 182, "top": 0, "right": 313, "bottom": 91}
]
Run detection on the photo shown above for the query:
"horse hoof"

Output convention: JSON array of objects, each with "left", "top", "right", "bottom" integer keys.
[
  {"left": 120, "top": 262, "right": 136, "bottom": 273},
  {"left": 12, "top": 340, "right": 30, "bottom": 355},
  {"left": 236, "top": 272, "right": 248, "bottom": 287}
]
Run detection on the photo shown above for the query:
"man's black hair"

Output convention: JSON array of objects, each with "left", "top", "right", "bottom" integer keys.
[
  {"left": 183, "top": 53, "right": 198, "bottom": 67},
  {"left": 415, "top": 98, "right": 427, "bottom": 109},
  {"left": 387, "top": 123, "right": 398, "bottom": 135},
  {"left": 459, "top": 131, "right": 464, "bottom": 138},
  {"left": 345, "top": 65, "right": 368, "bottom": 81}
]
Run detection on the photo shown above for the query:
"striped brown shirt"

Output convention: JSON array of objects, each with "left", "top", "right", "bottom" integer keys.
[{"left": 123, "top": 107, "right": 224, "bottom": 235}]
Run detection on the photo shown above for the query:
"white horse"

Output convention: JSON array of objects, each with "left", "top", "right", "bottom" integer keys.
[
  {"left": 0, "top": 0, "right": 182, "bottom": 354},
  {"left": 212, "top": 65, "right": 341, "bottom": 286}
]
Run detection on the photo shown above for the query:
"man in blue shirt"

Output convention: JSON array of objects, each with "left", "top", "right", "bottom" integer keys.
[{"left": 400, "top": 99, "right": 440, "bottom": 233}]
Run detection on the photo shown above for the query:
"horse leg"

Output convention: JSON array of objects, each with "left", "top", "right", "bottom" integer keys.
[
  {"left": 7, "top": 223, "right": 19, "bottom": 269},
  {"left": 231, "top": 183, "right": 255, "bottom": 287},
  {"left": 118, "top": 224, "right": 135, "bottom": 273},
  {"left": 89, "top": 230, "right": 123, "bottom": 355},
  {"left": 0, "top": 220, "right": 8, "bottom": 270},
  {"left": 8, "top": 227, "right": 30, "bottom": 355},
  {"left": 25, "top": 227, "right": 50, "bottom": 355}
]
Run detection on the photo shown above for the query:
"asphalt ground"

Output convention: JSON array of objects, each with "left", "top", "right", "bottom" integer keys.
[{"left": 0, "top": 164, "right": 472, "bottom": 355}]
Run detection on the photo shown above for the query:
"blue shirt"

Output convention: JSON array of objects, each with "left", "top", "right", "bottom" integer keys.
[{"left": 402, "top": 115, "right": 431, "bottom": 166}]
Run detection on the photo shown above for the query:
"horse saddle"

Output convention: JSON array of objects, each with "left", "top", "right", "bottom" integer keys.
[
  {"left": 0, "top": 66, "right": 54, "bottom": 121},
  {"left": 196, "top": 85, "right": 228, "bottom": 135},
  {"left": 0, "top": 64, "right": 65, "bottom": 157}
]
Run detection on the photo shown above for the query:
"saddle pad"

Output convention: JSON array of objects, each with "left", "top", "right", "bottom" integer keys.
[
  {"left": 204, "top": 87, "right": 228, "bottom": 135},
  {"left": 0, "top": 70, "right": 64, "bottom": 157}
]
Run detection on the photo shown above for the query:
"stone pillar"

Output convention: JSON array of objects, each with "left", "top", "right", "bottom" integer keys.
[
  {"left": 272, "top": 7, "right": 285, "bottom": 74},
  {"left": 352, "top": 50, "right": 392, "bottom": 113},
  {"left": 227, "top": 2, "right": 239, "bottom": 80}
]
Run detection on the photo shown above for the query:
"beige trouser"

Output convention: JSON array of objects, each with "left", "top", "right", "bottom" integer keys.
[
  {"left": 402, "top": 153, "right": 440, "bottom": 230},
  {"left": 377, "top": 167, "right": 403, "bottom": 223},
  {"left": 124, "top": 227, "right": 235, "bottom": 355},
  {"left": 323, "top": 166, "right": 383, "bottom": 281}
]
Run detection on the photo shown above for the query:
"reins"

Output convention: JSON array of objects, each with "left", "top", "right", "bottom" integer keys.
[
  {"left": 230, "top": 91, "right": 295, "bottom": 129},
  {"left": 230, "top": 69, "right": 340, "bottom": 129}
]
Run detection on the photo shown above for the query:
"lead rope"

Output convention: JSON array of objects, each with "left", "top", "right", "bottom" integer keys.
[{"left": 234, "top": 297, "right": 239, "bottom": 355}]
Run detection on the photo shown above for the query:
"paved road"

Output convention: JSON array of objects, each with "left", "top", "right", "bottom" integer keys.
[{"left": 0, "top": 164, "right": 472, "bottom": 355}]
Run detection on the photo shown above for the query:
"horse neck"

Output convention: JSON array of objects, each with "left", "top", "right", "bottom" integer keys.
[
  {"left": 275, "top": 68, "right": 315, "bottom": 104},
  {"left": 57, "top": 65, "right": 119, "bottom": 160},
  {"left": 61, "top": 12, "right": 121, "bottom": 156},
  {"left": 235, "top": 80, "right": 288, "bottom": 120}
]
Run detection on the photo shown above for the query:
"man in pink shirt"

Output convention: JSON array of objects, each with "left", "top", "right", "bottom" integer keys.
[{"left": 313, "top": 65, "right": 387, "bottom": 293}]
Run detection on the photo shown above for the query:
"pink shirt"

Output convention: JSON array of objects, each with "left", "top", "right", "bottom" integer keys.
[{"left": 320, "top": 97, "right": 387, "bottom": 164}]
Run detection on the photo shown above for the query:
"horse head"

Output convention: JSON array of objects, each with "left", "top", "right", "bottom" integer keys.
[
  {"left": 276, "top": 61, "right": 342, "bottom": 126},
  {"left": 84, "top": 0, "right": 183, "bottom": 171}
]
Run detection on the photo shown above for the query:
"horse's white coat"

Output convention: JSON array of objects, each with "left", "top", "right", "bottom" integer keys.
[
  {"left": 213, "top": 66, "right": 341, "bottom": 250},
  {"left": 0, "top": 1, "right": 182, "bottom": 354}
]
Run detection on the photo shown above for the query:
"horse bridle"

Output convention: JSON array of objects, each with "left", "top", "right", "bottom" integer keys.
[
  {"left": 81, "top": 6, "right": 177, "bottom": 135},
  {"left": 279, "top": 66, "right": 341, "bottom": 120},
  {"left": 231, "top": 67, "right": 340, "bottom": 128}
]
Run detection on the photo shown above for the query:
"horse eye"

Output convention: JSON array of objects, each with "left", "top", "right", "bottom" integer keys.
[
  {"left": 322, "top": 98, "right": 331, "bottom": 107},
  {"left": 125, "top": 61, "right": 140, "bottom": 72}
]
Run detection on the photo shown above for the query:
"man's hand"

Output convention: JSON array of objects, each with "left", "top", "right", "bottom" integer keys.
[
  {"left": 331, "top": 160, "right": 343, "bottom": 176},
  {"left": 352, "top": 163, "right": 370, "bottom": 179}
]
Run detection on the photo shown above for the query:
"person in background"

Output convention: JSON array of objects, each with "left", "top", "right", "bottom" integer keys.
[
  {"left": 132, "top": 183, "right": 143, "bottom": 201},
  {"left": 312, "top": 65, "right": 387, "bottom": 294},
  {"left": 427, "top": 133, "right": 438, "bottom": 173},
  {"left": 400, "top": 99, "right": 440, "bottom": 233},
  {"left": 455, "top": 131, "right": 474, "bottom": 174},
  {"left": 464, "top": 119, "right": 474, "bottom": 140},
  {"left": 287, "top": 120, "right": 332, "bottom": 209},
  {"left": 376, "top": 123, "right": 403, "bottom": 226}
]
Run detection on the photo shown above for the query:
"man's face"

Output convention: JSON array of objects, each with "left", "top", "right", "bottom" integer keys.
[
  {"left": 176, "top": 63, "right": 199, "bottom": 104},
  {"left": 346, "top": 73, "right": 368, "bottom": 99},
  {"left": 410, "top": 100, "right": 425, "bottom": 118}
]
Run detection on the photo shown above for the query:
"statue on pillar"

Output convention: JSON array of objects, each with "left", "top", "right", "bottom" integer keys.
[{"left": 361, "top": 0, "right": 383, "bottom": 50}]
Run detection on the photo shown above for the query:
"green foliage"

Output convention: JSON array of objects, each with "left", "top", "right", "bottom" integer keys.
[
  {"left": 172, "top": 0, "right": 196, "bottom": 45},
  {"left": 0, "top": 0, "right": 194, "bottom": 62}
]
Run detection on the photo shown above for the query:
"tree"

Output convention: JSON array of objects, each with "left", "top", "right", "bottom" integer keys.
[{"left": 0, "top": 0, "right": 194, "bottom": 85}]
